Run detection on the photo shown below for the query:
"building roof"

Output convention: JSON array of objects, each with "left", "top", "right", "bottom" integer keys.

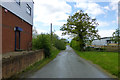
[
  {"left": 93, "top": 37, "right": 112, "bottom": 40},
  {"left": 1, "top": 0, "right": 34, "bottom": 25}
]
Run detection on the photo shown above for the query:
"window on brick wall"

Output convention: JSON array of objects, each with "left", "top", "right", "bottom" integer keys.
[
  {"left": 15, "top": 0, "right": 20, "bottom": 5},
  {"left": 26, "top": 4, "right": 31, "bottom": 15}
]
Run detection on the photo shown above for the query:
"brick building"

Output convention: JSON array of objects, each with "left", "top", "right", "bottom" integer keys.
[{"left": 0, "top": 0, "right": 34, "bottom": 54}]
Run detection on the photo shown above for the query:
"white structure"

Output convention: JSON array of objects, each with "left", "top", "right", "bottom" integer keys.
[
  {"left": 92, "top": 37, "right": 114, "bottom": 46},
  {"left": 0, "top": 0, "right": 34, "bottom": 25}
]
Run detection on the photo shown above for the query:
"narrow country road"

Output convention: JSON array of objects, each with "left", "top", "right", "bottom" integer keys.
[{"left": 26, "top": 45, "right": 110, "bottom": 78}]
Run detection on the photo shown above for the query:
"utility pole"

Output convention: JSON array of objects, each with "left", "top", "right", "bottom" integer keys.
[{"left": 51, "top": 23, "right": 52, "bottom": 43}]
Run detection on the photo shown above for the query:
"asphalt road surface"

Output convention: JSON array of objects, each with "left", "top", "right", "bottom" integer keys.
[{"left": 26, "top": 45, "right": 110, "bottom": 78}]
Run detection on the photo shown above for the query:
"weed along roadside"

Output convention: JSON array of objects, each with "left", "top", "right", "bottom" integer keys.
[{"left": 18, "top": 47, "right": 60, "bottom": 79}]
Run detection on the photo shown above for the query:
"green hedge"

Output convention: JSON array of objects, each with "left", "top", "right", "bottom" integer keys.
[
  {"left": 32, "top": 34, "right": 51, "bottom": 58},
  {"left": 70, "top": 39, "right": 81, "bottom": 50},
  {"left": 54, "top": 39, "right": 66, "bottom": 50},
  {"left": 32, "top": 33, "right": 66, "bottom": 58}
]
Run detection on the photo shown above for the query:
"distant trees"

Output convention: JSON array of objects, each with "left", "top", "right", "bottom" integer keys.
[
  {"left": 60, "top": 10, "right": 100, "bottom": 51},
  {"left": 32, "top": 33, "right": 67, "bottom": 58},
  {"left": 111, "top": 29, "right": 120, "bottom": 43},
  {"left": 52, "top": 33, "right": 66, "bottom": 50}
]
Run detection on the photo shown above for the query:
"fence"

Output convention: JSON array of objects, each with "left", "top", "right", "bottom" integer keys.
[{"left": 91, "top": 45, "right": 118, "bottom": 52}]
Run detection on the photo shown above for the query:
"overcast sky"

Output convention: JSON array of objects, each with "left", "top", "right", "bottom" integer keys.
[{"left": 33, "top": 0, "right": 119, "bottom": 40}]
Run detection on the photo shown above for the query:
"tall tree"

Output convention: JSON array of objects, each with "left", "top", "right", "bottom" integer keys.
[{"left": 60, "top": 10, "right": 100, "bottom": 51}]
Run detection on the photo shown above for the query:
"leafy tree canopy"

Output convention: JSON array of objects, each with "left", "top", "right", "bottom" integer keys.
[
  {"left": 111, "top": 29, "right": 120, "bottom": 43},
  {"left": 60, "top": 10, "right": 100, "bottom": 51}
]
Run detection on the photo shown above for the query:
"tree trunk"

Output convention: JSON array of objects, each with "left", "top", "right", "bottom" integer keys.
[{"left": 78, "top": 33, "right": 85, "bottom": 51}]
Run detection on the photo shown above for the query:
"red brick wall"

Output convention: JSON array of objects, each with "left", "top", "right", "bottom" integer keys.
[
  {"left": 2, "top": 49, "right": 44, "bottom": 79},
  {"left": 2, "top": 7, "right": 32, "bottom": 54},
  {"left": 0, "top": 6, "right": 2, "bottom": 54}
]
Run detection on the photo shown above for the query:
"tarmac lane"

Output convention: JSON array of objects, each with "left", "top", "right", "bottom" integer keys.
[{"left": 26, "top": 45, "right": 110, "bottom": 78}]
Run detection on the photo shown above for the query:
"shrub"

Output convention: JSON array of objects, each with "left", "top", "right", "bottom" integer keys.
[
  {"left": 32, "top": 34, "right": 52, "bottom": 58},
  {"left": 55, "top": 39, "right": 66, "bottom": 50},
  {"left": 32, "top": 33, "right": 67, "bottom": 58},
  {"left": 94, "top": 47, "right": 105, "bottom": 51},
  {"left": 85, "top": 46, "right": 94, "bottom": 51},
  {"left": 70, "top": 39, "right": 81, "bottom": 50},
  {"left": 52, "top": 34, "right": 66, "bottom": 50}
]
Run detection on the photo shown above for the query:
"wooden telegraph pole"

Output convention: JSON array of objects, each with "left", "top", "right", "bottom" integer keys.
[{"left": 51, "top": 23, "right": 52, "bottom": 43}]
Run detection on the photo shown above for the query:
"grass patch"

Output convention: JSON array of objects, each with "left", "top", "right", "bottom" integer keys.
[
  {"left": 24, "top": 47, "right": 60, "bottom": 74},
  {"left": 75, "top": 50, "right": 118, "bottom": 77},
  {"left": 26, "top": 47, "right": 60, "bottom": 71},
  {"left": 67, "top": 43, "right": 70, "bottom": 45},
  {"left": 11, "top": 47, "right": 60, "bottom": 79}
]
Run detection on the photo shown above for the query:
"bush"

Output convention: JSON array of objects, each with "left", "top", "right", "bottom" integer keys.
[
  {"left": 55, "top": 39, "right": 66, "bottom": 50},
  {"left": 85, "top": 46, "right": 94, "bottom": 51},
  {"left": 32, "top": 34, "right": 52, "bottom": 58},
  {"left": 94, "top": 47, "right": 105, "bottom": 51},
  {"left": 85, "top": 46, "right": 106, "bottom": 51},
  {"left": 32, "top": 33, "right": 67, "bottom": 58},
  {"left": 70, "top": 39, "right": 106, "bottom": 52},
  {"left": 52, "top": 34, "right": 66, "bottom": 50},
  {"left": 70, "top": 39, "right": 81, "bottom": 50}
]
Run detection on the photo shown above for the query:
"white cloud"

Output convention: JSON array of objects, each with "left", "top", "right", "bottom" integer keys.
[
  {"left": 104, "top": 6, "right": 110, "bottom": 10},
  {"left": 110, "top": 2, "right": 118, "bottom": 11},
  {"left": 74, "top": 3, "right": 88, "bottom": 9},
  {"left": 55, "top": 31, "right": 70, "bottom": 39},
  {"left": 98, "top": 30, "right": 115, "bottom": 37},
  {"left": 68, "top": 0, "right": 119, "bottom": 17},
  {"left": 74, "top": 2, "right": 105, "bottom": 17},
  {"left": 97, "top": 21, "right": 109, "bottom": 27},
  {"left": 86, "top": 3, "right": 105, "bottom": 16},
  {"left": 36, "top": 29, "right": 48, "bottom": 34},
  {"left": 33, "top": 0, "right": 71, "bottom": 27}
]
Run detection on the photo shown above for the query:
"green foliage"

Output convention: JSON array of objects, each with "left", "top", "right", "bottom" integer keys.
[
  {"left": 85, "top": 46, "right": 95, "bottom": 51},
  {"left": 52, "top": 33, "right": 66, "bottom": 50},
  {"left": 32, "top": 33, "right": 66, "bottom": 58},
  {"left": 70, "top": 39, "right": 80, "bottom": 50},
  {"left": 111, "top": 29, "right": 120, "bottom": 43},
  {"left": 54, "top": 39, "right": 66, "bottom": 50},
  {"left": 16, "top": 47, "right": 60, "bottom": 79},
  {"left": 70, "top": 38, "right": 105, "bottom": 51},
  {"left": 32, "top": 34, "right": 52, "bottom": 58},
  {"left": 75, "top": 51, "right": 118, "bottom": 77},
  {"left": 85, "top": 46, "right": 105, "bottom": 51},
  {"left": 61, "top": 10, "right": 100, "bottom": 51}
]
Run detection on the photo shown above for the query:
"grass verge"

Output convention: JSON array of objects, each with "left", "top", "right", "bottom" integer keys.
[
  {"left": 75, "top": 50, "right": 118, "bottom": 77},
  {"left": 10, "top": 47, "right": 60, "bottom": 79}
]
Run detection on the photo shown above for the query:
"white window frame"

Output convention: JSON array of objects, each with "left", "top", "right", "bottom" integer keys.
[{"left": 26, "top": 4, "right": 31, "bottom": 16}]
